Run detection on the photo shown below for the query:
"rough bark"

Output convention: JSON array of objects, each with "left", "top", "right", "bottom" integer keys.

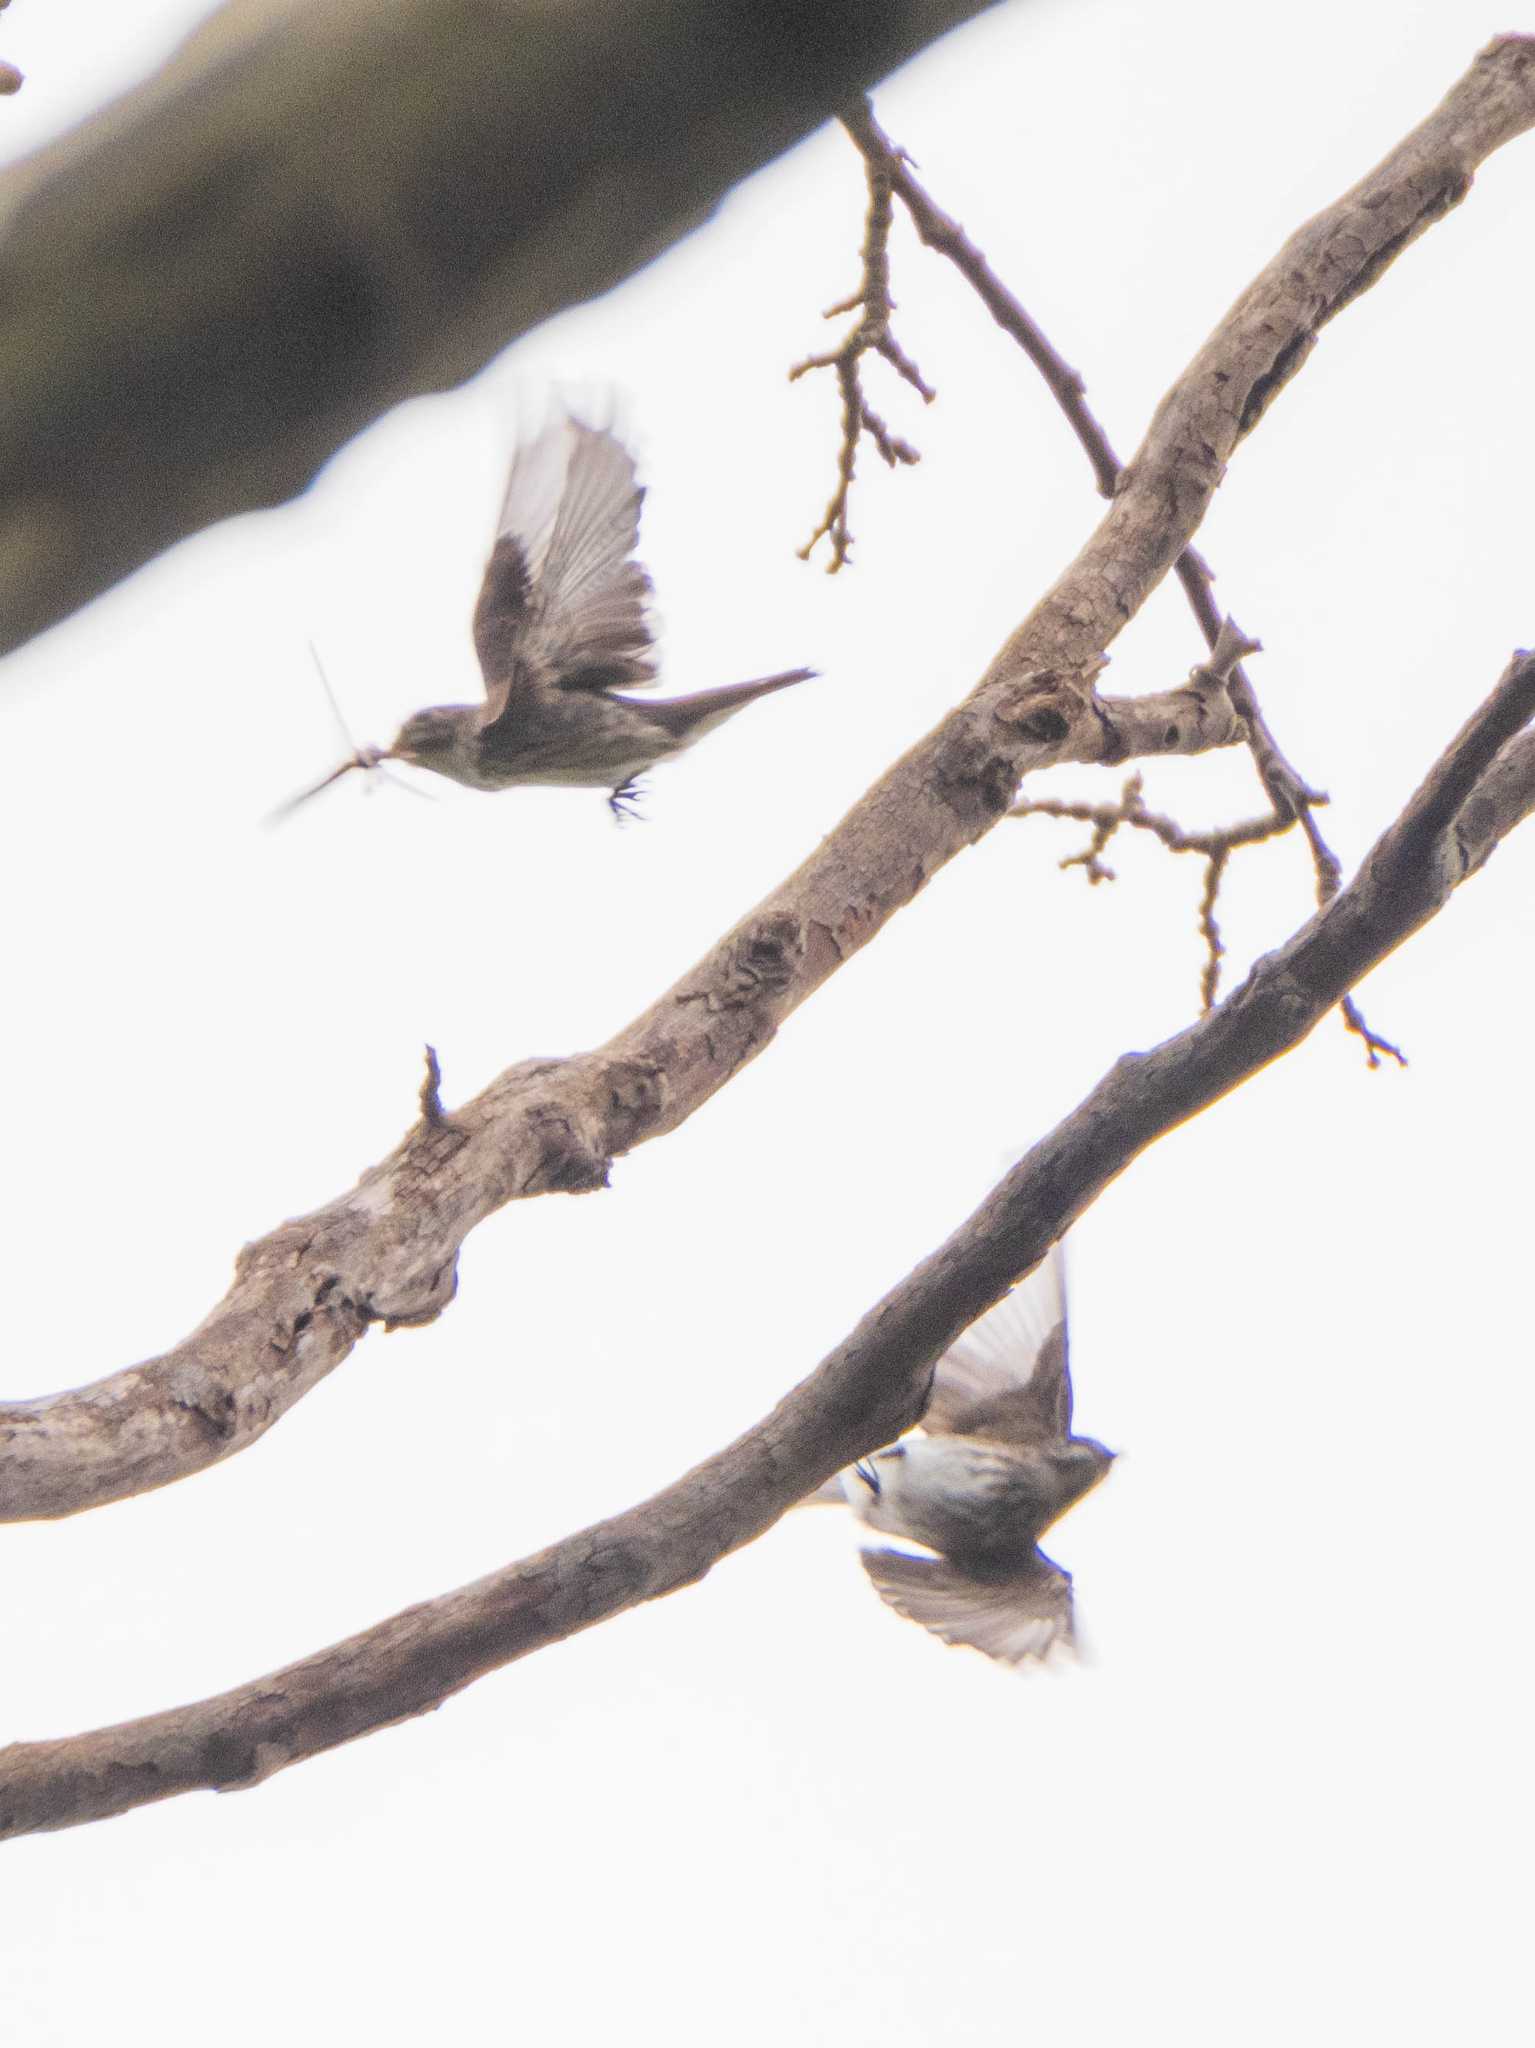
[
  {"left": 4, "top": 34, "right": 1532, "bottom": 1523},
  {"left": 4, "top": 651, "right": 1531, "bottom": 1838}
]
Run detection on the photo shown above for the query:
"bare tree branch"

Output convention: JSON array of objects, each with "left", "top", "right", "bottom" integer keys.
[
  {"left": 3, "top": 36, "right": 1529, "bottom": 1525},
  {"left": 5, "top": 649, "right": 1532, "bottom": 1839},
  {"left": 0, "top": 0, "right": 996, "bottom": 658}
]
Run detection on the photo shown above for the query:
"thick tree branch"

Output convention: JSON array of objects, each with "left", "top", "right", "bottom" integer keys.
[
  {"left": 0, "top": 0, "right": 996, "bottom": 657},
  {"left": 4, "top": 651, "right": 1532, "bottom": 1839},
  {"left": 4, "top": 38, "right": 1530, "bottom": 1524},
  {"left": 0, "top": 673, "right": 1242, "bottom": 1523}
]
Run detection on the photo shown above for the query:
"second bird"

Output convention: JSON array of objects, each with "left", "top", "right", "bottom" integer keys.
[
  {"left": 812, "top": 1245, "right": 1115, "bottom": 1668},
  {"left": 290, "top": 417, "right": 815, "bottom": 819}
]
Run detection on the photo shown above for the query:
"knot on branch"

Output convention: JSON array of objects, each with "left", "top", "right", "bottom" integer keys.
[
  {"left": 204, "top": 1706, "right": 292, "bottom": 1791},
  {"left": 704, "top": 914, "right": 806, "bottom": 1011},
  {"left": 930, "top": 725, "right": 1027, "bottom": 827},
  {"left": 171, "top": 1379, "right": 241, "bottom": 1446},
  {"left": 267, "top": 1268, "right": 374, "bottom": 1358},
  {"left": 601, "top": 1059, "right": 666, "bottom": 1147},
  {"left": 519, "top": 1110, "right": 611, "bottom": 1196},
  {"left": 373, "top": 1257, "right": 461, "bottom": 1332},
  {"left": 992, "top": 671, "right": 1088, "bottom": 748},
  {"left": 1239, "top": 331, "right": 1316, "bottom": 433}
]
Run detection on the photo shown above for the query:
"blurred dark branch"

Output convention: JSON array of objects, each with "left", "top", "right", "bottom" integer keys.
[
  {"left": 0, "top": 0, "right": 994, "bottom": 656},
  {"left": 5, "top": 651, "right": 1532, "bottom": 1838}
]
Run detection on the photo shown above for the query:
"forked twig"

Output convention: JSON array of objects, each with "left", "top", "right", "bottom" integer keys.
[
  {"left": 789, "top": 141, "right": 934, "bottom": 569},
  {"left": 1013, "top": 620, "right": 1306, "bottom": 1008},
  {"left": 1013, "top": 771, "right": 1300, "bottom": 1009}
]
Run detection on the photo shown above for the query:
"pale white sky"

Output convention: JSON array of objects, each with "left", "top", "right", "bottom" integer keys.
[{"left": 2, "top": 4, "right": 1532, "bottom": 2042}]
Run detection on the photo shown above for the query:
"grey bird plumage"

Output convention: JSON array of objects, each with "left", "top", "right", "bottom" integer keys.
[
  {"left": 812, "top": 1246, "right": 1115, "bottom": 1667},
  {"left": 283, "top": 418, "right": 815, "bottom": 819}
]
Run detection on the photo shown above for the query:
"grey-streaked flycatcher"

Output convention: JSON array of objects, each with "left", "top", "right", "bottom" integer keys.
[
  {"left": 281, "top": 417, "right": 815, "bottom": 819},
  {"left": 809, "top": 1246, "right": 1115, "bottom": 1667}
]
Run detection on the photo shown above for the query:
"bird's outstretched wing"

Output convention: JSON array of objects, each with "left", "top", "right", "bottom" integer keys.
[
  {"left": 472, "top": 418, "right": 659, "bottom": 719},
  {"left": 920, "top": 1246, "right": 1074, "bottom": 1447},
  {"left": 860, "top": 1548, "right": 1075, "bottom": 1666}
]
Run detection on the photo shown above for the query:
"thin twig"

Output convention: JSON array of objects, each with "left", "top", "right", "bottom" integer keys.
[
  {"left": 1014, "top": 622, "right": 1306, "bottom": 1006},
  {"left": 789, "top": 141, "right": 934, "bottom": 568},
  {"left": 1012, "top": 769, "right": 1301, "bottom": 1007}
]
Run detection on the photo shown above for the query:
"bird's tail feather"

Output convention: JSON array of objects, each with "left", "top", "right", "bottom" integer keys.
[{"left": 638, "top": 667, "right": 816, "bottom": 740}]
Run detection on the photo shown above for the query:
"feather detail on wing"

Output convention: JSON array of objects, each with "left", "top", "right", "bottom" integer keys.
[
  {"left": 860, "top": 1548, "right": 1075, "bottom": 1666},
  {"left": 920, "top": 1246, "right": 1074, "bottom": 1446},
  {"left": 472, "top": 418, "right": 659, "bottom": 718}
]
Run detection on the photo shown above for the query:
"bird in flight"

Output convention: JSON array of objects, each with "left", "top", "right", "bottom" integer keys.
[
  {"left": 281, "top": 417, "right": 815, "bottom": 820},
  {"left": 811, "top": 1246, "right": 1115, "bottom": 1667}
]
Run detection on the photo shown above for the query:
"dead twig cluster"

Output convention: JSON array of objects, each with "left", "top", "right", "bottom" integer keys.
[
  {"left": 1012, "top": 773, "right": 1299, "bottom": 1010},
  {"left": 789, "top": 140, "right": 934, "bottom": 568},
  {"left": 1013, "top": 623, "right": 1306, "bottom": 1009}
]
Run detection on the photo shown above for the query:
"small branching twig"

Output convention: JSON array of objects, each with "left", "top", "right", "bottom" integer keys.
[
  {"left": 1339, "top": 995, "right": 1406, "bottom": 1068},
  {"left": 1012, "top": 770, "right": 1300, "bottom": 1010},
  {"left": 1015, "top": 623, "right": 1303, "bottom": 1007},
  {"left": 842, "top": 96, "right": 1397, "bottom": 1061},
  {"left": 1194, "top": 852, "right": 1230, "bottom": 1014},
  {"left": 1058, "top": 810, "right": 1122, "bottom": 885},
  {"left": 789, "top": 140, "right": 934, "bottom": 569}
]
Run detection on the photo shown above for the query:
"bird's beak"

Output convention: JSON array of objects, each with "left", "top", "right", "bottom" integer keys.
[{"left": 264, "top": 746, "right": 385, "bottom": 824}]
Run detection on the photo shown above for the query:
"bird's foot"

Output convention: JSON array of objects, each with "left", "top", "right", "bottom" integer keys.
[{"left": 608, "top": 780, "right": 646, "bottom": 824}]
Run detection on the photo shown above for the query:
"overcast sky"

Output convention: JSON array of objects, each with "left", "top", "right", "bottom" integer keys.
[{"left": 3, "top": 4, "right": 1532, "bottom": 2042}]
